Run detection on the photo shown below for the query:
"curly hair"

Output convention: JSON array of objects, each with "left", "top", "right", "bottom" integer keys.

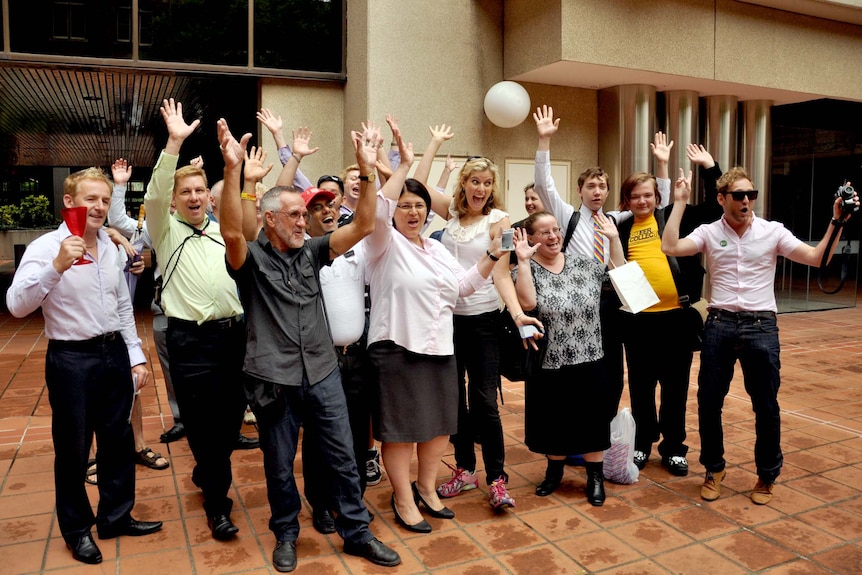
[{"left": 717, "top": 167, "right": 752, "bottom": 194}]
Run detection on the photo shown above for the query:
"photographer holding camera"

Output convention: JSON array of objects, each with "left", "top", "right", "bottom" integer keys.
[{"left": 662, "top": 168, "right": 858, "bottom": 506}]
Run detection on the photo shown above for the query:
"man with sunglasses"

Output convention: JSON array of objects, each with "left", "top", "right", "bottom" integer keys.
[{"left": 662, "top": 167, "right": 858, "bottom": 506}]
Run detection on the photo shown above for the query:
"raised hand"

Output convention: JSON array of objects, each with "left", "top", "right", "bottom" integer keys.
[
  {"left": 189, "top": 155, "right": 204, "bottom": 169},
  {"left": 53, "top": 236, "right": 87, "bottom": 273},
  {"left": 513, "top": 227, "right": 539, "bottom": 262},
  {"left": 111, "top": 158, "right": 132, "bottom": 186},
  {"left": 444, "top": 154, "right": 460, "bottom": 174},
  {"left": 160, "top": 98, "right": 200, "bottom": 151},
  {"left": 244, "top": 146, "right": 274, "bottom": 182},
  {"left": 674, "top": 167, "right": 693, "bottom": 203},
  {"left": 217, "top": 118, "right": 252, "bottom": 170},
  {"left": 394, "top": 123, "right": 414, "bottom": 167},
  {"left": 257, "top": 108, "right": 287, "bottom": 148},
  {"left": 352, "top": 127, "right": 379, "bottom": 171},
  {"left": 686, "top": 144, "right": 715, "bottom": 169},
  {"left": 428, "top": 124, "right": 454, "bottom": 144},
  {"left": 291, "top": 127, "right": 320, "bottom": 159},
  {"left": 650, "top": 132, "right": 674, "bottom": 164},
  {"left": 533, "top": 105, "right": 560, "bottom": 139},
  {"left": 594, "top": 211, "right": 619, "bottom": 240}
]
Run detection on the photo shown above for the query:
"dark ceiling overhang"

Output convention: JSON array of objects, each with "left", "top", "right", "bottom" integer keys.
[{"left": 0, "top": 63, "right": 211, "bottom": 168}]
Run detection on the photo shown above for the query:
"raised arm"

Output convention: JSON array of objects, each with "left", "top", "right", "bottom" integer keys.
[
  {"left": 217, "top": 118, "right": 253, "bottom": 271},
  {"left": 651, "top": 131, "right": 673, "bottom": 208},
  {"left": 275, "top": 127, "right": 319, "bottom": 187},
  {"left": 512, "top": 227, "right": 540, "bottom": 312},
  {"left": 595, "top": 212, "right": 625, "bottom": 268},
  {"left": 242, "top": 146, "right": 273, "bottom": 240},
  {"left": 662, "top": 168, "right": 700, "bottom": 257},
  {"left": 259, "top": 108, "right": 314, "bottom": 190},
  {"left": 532, "top": 105, "right": 575, "bottom": 227},
  {"left": 108, "top": 158, "right": 138, "bottom": 237},
  {"left": 788, "top": 187, "right": 858, "bottom": 266},
  {"left": 413, "top": 124, "right": 456, "bottom": 219},
  {"left": 686, "top": 143, "right": 721, "bottom": 201}
]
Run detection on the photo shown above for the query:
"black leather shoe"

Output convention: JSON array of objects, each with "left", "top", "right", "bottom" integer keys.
[
  {"left": 67, "top": 532, "right": 102, "bottom": 564},
  {"left": 160, "top": 423, "right": 186, "bottom": 443},
  {"left": 662, "top": 455, "right": 689, "bottom": 477},
  {"left": 208, "top": 514, "right": 239, "bottom": 541},
  {"left": 344, "top": 537, "right": 401, "bottom": 567},
  {"left": 98, "top": 518, "right": 163, "bottom": 539},
  {"left": 312, "top": 509, "right": 336, "bottom": 534},
  {"left": 391, "top": 494, "right": 431, "bottom": 533},
  {"left": 234, "top": 434, "right": 260, "bottom": 450},
  {"left": 585, "top": 463, "right": 606, "bottom": 506},
  {"left": 412, "top": 481, "right": 455, "bottom": 519},
  {"left": 535, "top": 476, "right": 561, "bottom": 497},
  {"left": 273, "top": 540, "right": 297, "bottom": 572}
]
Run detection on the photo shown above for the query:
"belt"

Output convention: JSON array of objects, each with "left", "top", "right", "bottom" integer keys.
[
  {"left": 169, "top": 315, "right": 243, "bottom": 330},
  {"left": 50, "top": 331, "right": 120, "bottom": 349},
  {"left": 336, "top": 342, "right": 364, "bottom": 356},
  {"left": 709, "top": 308, "right": 776, "bottom": 322}
]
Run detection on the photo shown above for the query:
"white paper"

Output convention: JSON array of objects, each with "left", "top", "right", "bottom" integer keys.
[{"left": 608, "top": 261, "right": 660, "bottom": 314}]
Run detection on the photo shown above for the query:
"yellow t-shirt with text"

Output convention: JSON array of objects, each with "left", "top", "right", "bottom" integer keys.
[{"left": 627, "top": 215, "right": 680, "bottom": 312}]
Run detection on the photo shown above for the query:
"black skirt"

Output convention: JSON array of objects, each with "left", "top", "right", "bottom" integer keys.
[
  {"left": 524, "top": 360, "right": 613, "bottom": 455},
  {"left": 368, "top": 341, "right": 458, "bottom": 443}
]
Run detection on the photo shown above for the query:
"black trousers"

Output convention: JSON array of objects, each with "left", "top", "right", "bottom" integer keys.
[
  {"left": 167, "top": 317, "right": 246, "bottom": 517},
  {"left": 46, "top": 334, "right": 135, "bottom": 544},
  {"left": 601, "top": 285, "right": 625, "bottom": 421}
]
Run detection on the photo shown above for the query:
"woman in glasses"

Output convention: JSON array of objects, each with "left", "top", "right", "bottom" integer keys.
[
  {"left": 364, "top": 122, "right": 504, "bottom": 532},
  {"left": 616, "top": 144, "right": 722, "bottom": 477},
  {"left": 412, "top": 126, "right": 534, "bottom": 511},
  {"left": 512, "top": 211, "right": 624, "bottom": 505}
]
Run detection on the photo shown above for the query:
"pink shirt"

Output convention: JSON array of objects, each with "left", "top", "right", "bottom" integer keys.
[
  {"left": 365, "top": 193, "right": 486, "bottom": 356},
  {"left": 687, "top": 215, "right": 803, "bottom": 312}
]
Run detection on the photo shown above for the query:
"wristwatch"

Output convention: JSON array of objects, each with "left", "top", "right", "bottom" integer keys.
[{"left": 359, "top": 173, "right": 376, "bottom": 183}]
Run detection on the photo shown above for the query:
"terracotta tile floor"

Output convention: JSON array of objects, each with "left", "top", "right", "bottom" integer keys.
[{"left": 1, "top": 301, "right": 861, "bottom": 574}]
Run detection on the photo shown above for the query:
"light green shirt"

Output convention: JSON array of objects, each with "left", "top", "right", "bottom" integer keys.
[{"left": 143, "top": 151, "right": 243, "bottom": 323}]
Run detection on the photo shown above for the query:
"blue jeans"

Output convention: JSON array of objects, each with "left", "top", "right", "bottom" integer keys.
[
  {"left": 697, "top": 310, "right": 783, "bottom": 483},
  {"left": 249, "top": 368, "right": 372, "bottom": 544}
]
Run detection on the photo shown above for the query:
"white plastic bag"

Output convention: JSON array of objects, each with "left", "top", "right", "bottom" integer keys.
[{"left": 603, "top": 407, "right": 639, "bottom": 484}]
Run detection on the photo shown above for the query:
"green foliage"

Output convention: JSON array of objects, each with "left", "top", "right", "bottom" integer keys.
[
  {"left": 3, "top": 195, "right": 56, "bottom": 229},
  {"left": 0, "top": 204, "right": 21, "bottom": 228}
]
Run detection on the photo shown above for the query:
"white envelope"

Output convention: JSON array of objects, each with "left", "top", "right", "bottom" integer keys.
[{"left": 608, "top": 261, "right": 660, "bottom": 314}]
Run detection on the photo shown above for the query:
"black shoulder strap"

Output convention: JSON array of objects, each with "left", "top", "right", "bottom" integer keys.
[{"left": 561, "top": 210, "right": 581, "bottom": 252}]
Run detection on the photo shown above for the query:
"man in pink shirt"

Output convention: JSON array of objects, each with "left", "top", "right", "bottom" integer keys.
[{"left": 662, "top": 167, "right": 857, "bottom": 506}]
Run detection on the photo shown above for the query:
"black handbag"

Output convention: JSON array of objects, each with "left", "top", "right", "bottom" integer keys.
[{"left": 498, "top": 309, "right": 545, "bottom": 381}]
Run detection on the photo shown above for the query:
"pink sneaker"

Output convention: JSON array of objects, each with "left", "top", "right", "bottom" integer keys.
[
  {"left": 489, "top": 476, "right": 515, "bottom": 509},
  {"left": 437, "top": 467, "right": 479, "bottom": 498}
]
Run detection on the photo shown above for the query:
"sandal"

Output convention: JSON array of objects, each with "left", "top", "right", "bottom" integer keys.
[
  {"left": 136, "top": 447, "right": 170, "bottom": 470},
  {"left": 85, "top": 459, "right": 98, "bottom": 485}
]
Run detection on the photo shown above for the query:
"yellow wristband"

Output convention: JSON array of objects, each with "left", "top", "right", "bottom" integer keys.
[{"left": 241, "top": 192, "right": 257, "bottom": 201}]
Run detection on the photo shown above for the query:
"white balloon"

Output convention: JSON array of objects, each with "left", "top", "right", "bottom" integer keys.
[{"left": 483, "top": 81, "right": 531, "bottom": 128}]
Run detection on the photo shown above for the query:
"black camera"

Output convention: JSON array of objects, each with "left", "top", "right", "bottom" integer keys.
[{"left": 836, "top": 182, "right": 858, "bottom": 215}]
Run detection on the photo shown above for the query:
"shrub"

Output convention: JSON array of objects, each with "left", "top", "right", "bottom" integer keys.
[{"left": 17, "top": 195, "right": 56, "bottom": 228}]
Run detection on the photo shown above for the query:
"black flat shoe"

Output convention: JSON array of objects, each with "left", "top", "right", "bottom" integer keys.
[
  {"left": 98, "top": 518, "right": 163, "bottom": 539},
  {"left": 536, "top": 476, "right": 561, "bottom": 497},
  {"left": 344, "top": 537, "right": 401, "bottom": 567},
  {"left": 160, "top": 423, "right": 186, "bottom": 443},
  {"left": 234, "top": 434, "right": 260, "bottom": 450},
  {"left": 390, "top": 494, "right": 431, "bottom": 533},
  {"left": 208, "top": 514, "right": 239, "bottom": 541},
  {"left": 273, "top": 540, "right": 297, "bottom": 572},
  {"left": 412, "top": 481, "right": 455, "bottom": 519},
  {"left": 312, "top": 509, "right": 336, "bottom": 534},
  {"left": 67, "top": 532, "right": 102, "bottom": 564}
]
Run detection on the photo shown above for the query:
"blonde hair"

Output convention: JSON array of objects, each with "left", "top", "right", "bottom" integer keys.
[
  {"left": 452, "top": 157, "right": 500, "bottom": 217},
  {"left": 173, "top": 165, "right": 208, "bottom": 194},
  {"left": 64, "top": 167, "right": 111, "bottom": 198},
  {"left": 717, "top": 167, "right": 751, "bottom": 194}
]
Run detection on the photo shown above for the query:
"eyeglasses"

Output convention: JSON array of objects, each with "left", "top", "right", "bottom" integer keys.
[
  {"left": 309, "top": 200, "right": 337, "bottom": 214},
  {"left": 535, "top": 227, "right": 562, "bottom": 238},
  {"left": 723, "top": 190, "right": 758, "bottom": 201},
  {"left": 396, "top": 202, "right": 427, "bottom": 211},
  {"left": 276, "top": 209, "right": 308, "bottom": 221}
]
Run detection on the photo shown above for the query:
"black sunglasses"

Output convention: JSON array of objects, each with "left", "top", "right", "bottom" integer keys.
[{"left": 723, "top": 190, "right": 758, "bottom": 201}]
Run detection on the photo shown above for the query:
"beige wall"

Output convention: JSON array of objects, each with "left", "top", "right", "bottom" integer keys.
[
  {"left": 258, "top": 80, "right": 344, "bottom": 189},
  {"left": 505, "top": 0, "right": 862, "bottom": 102}
]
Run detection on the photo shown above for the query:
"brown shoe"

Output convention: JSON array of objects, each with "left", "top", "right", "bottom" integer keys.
[
  {"left": 750, "top": 479, "right": 774, "bottom": 505},
  {"left": 701, "top": 470, "right": 726, "bottom": 501}
]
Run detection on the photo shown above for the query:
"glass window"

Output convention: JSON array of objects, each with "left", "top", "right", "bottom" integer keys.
[
  {"left": 139, "top": 0, "right": 248, "bottom": 67},
  {"left": 10, "top": 0, "right": 133, "bottom": 59},
  {"left": 253, "top": 0, "right": 343, "bottom": 73}
]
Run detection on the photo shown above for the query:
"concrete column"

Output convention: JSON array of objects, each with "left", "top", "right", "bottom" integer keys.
[
  {"left": 664, "top": 90, "right": 700, "bottom": 200},
  {"left": 704, "top": 95, "right": 739, "bottom": 174},
  {"left": 598, "top": 84, "right": 657, "bottom": 208},
  {"left": 741, "top": 100, "right": 773, "bottom": 216}
]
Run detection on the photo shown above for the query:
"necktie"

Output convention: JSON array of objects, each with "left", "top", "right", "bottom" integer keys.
[{"left": 592, "top": 213, "right": 605, "bottom": 264}]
